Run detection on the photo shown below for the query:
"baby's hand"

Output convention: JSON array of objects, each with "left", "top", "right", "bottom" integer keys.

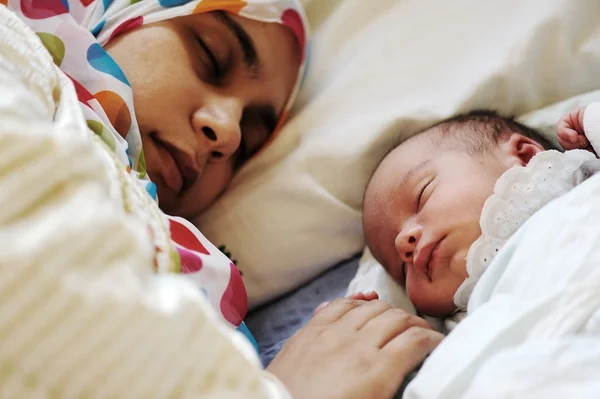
[{"left": 557, "top": 106, "right": 591, "bottom": 151}]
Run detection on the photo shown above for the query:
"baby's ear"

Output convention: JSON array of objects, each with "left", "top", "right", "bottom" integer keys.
[{"left": 503, "top": 133, "right": 545, "bottom": 166}]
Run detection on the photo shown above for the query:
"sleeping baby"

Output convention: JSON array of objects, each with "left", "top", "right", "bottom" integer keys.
[{"left": 363, "top": 104, "right": 600, "bottom": 318}]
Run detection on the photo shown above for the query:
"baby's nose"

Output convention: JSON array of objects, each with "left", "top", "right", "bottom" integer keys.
[{"left": 395, "top": 228, "right": 420, "bottom": 263}]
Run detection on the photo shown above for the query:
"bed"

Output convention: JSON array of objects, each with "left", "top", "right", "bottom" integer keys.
[{"left": 246, "top": 256, "right": 359, "bottom": 366}]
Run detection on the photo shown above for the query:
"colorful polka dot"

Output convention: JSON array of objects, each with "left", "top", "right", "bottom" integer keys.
[
  {"left": 108, "top": 16, "right": 143, "bottom": 41},
  {"left": 87, "top": 119, "right": 116, "bottom": 150},
  {"left": 145, "top": 181, "right": 157, "bottom": 200},
  {"left": 20, "top": 0, "right": 68, "bottom": 19},
  {"left": 137, "top": 149, "right": 147, "bottom": 178},
  {"left": 94, "top": 90, "right": 132, "bottom": 137},
  {"left": 87, "top": 43, "right": 130, "bottom": 86},
  {"left": 193, "top": 0, "right": 247, "bottom": 14},
  {"left": 64, "top": 73, "right": 95, "bottom": 109},
  {"left": 281, "top": 8, "right": 305, "bottom": 61},
  {"left": 158, "top": 0, "right": 190, "bottom": 7},
  {"left": 219, "top": 262, "right": 248, "bottom": 326},
  {"left": 36, "top": 33, "right": 65, "bottom": 67},
  {"left": 169, "top": 219, "right": 210, "bottom": 255},
  {"left": 177, "top": 247, "right": 204, "bottom": 273}
]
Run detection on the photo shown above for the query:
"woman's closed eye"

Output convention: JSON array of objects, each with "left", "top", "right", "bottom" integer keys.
[{"left": 194, "top": 34, "right": 224, "bottom": 84}]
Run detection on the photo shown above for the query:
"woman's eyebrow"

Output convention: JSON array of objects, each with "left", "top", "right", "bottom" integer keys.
[{"left": 213, "top": 12, "right": 261, "bottom": 76}]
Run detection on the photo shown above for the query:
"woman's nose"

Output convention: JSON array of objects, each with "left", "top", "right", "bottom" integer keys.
[
  {"left": 192, "top": 97, "right": 243, "bottom": 160},
  {"left": 395, "top": 224, "right": 422, "bottom": 264}
]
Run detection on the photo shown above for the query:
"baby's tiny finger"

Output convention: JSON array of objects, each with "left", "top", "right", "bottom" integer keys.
[
  {"left": 349, "top": 292, "right": 368, "bottom": 301},
  {"left": 579, "top": 135, "right": 590, "bottom": 148},
  {"left": 558, "top": 137, "right": 575, "bottom": 151},
  {"left": 349, "top": 291, "right": 379, "bottom": 301},
  {"left": 564, "top": 129, "right": 579, "bottom": 143},
  {"left": 362, "top": 291, "right": 379, "bottom": 301}
]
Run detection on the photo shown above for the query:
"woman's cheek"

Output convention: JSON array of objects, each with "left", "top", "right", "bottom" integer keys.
[{"left": 180, "top": 162, "right": 235, "bottom": 216}]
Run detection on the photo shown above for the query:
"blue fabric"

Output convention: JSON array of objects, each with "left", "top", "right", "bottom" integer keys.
[{"left": 245, "top": 256, "right": 359, "bottom": 366}]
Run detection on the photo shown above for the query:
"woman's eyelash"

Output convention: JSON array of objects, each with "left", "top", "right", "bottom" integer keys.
[{"left": 196, "top": 36, "right": 221, "bottom": 80}]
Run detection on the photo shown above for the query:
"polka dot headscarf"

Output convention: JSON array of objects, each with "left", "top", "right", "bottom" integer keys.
[{"left": 7, "top": 0, "right": 309, "bottom": 196}]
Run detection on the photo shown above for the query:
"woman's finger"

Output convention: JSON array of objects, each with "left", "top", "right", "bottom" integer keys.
[
  {"left": 359, "top": 308, "right": 432, "bottom": 348},
  {"left": 310, "top": 297, "right": 366, "bottom": 324},
  {"left": 382, "top": 326, "right": 444, "bottom": 377},
  {"left": 313, "top": 301, "right": 330, "bottom": 315},
  {"left": 313, "top": 292, "right": 380, "bottom": 317},
  {"left": 336, "top": 299, "right": 393, "bottom": 331}
]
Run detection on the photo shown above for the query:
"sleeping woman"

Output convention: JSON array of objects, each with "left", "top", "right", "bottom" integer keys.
[{"left": 6, "top": 0, "right": 309, "bottom": 331}]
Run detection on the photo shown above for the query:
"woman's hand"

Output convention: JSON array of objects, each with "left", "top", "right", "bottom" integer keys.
[{"left": 267, "top": 298, "right": 443, "bottom": 399}]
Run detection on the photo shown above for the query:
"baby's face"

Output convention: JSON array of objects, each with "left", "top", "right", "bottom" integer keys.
[{"left": 363, "top": 131, "right": 511, "bottom": 316}]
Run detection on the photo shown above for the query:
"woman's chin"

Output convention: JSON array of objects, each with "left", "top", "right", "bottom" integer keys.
[{"left": 150, "top": 178, "right": 177, "bottom": 215}]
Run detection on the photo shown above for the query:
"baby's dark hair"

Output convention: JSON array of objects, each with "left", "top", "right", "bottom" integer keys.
[
  {"left": 424, "top": 109, "right": 555, "bottom": 154},
  {"left": 364, "top": 110, "right": 553, "bottom": 206}
]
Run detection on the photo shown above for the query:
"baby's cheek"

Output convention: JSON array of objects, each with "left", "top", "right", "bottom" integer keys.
[{"left": 448, "top": 250, "right": 469, "bottom": 291}]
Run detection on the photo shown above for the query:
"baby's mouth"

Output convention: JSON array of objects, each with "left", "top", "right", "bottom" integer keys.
[{"left": 414, "top": 237, "right": 444, "bottom": 281}]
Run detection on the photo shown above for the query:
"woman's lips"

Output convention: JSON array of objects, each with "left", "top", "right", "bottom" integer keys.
[{"left": 151, "top": 135, "right": 183, "bottom": 194}]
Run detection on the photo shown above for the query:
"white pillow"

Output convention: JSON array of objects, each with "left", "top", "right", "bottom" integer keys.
[{"left": 195, "top": 0, "right": 600, "bottom": 308}]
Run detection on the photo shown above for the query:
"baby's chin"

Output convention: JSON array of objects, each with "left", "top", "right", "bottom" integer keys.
[
  {"left": 408, "top": 288, "right": 457, "bottom": 318},
  {"left": 417, "top": 303, "right": 457, "bottom": 318}
]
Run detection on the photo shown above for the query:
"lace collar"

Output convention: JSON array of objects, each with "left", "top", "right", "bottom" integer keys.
[{"left": 453, "top": 150, "right": 600, "bottom": 310}]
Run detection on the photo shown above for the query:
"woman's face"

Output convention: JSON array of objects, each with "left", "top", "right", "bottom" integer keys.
[{"left": 105, "top": 11, "right": 300, "bottom": 218}]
